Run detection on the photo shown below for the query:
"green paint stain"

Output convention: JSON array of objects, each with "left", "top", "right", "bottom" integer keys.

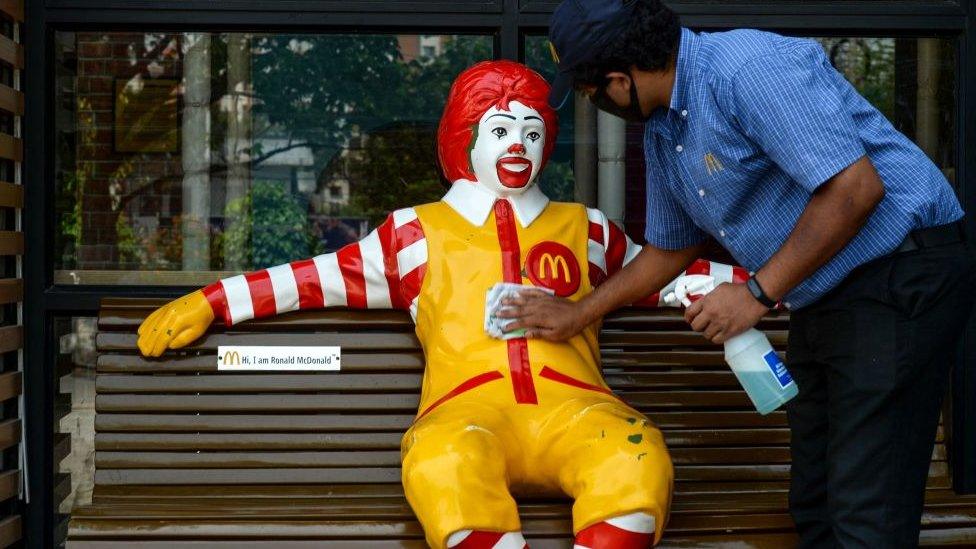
[
  {"left": 627, "top": 417, "right": 637, "bottom": 425},
  {"left": 637, "top": 452, "right": 647, "bottom": 461},
  {"left": 601, "top": 430, "right": 606, "bottom": 439},
  {"left": 628, "top": 433, "right": 643, "bottom": 444}
]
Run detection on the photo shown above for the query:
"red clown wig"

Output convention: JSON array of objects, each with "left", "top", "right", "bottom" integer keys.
[{"left": 437, "top": 60, "right": 559, "bottom": 184}]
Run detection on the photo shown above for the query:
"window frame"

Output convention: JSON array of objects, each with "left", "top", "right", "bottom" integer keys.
[{"left": 22, "top": 1, "right": 976, "bottom": 548}]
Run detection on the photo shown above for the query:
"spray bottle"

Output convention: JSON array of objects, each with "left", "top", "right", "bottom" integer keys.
[{"left": 664, "top": 275, "right": 799, "bottom": 415}]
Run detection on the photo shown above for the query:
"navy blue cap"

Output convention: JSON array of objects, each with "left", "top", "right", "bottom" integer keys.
[{"left": 547, "top": 0, "right": 639, "bottom": 109}]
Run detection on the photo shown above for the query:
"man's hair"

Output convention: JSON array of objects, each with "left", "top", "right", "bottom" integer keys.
[
  {"left": 438, "top": 60, "right": 558, "bottom": 183},
  {"left": 571, "top": 0, "right": 681, "bottom": 89}
]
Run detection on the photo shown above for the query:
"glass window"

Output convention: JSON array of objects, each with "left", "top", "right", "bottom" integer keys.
[
  {"left": 54, "top": 32, "right": 492, "bottom": 285},
  {"left": 524, "top": 35, "right": 579, "bottom": 204},
  {"left": 623, "top": 36, "right": 957, "bottom": 242}
]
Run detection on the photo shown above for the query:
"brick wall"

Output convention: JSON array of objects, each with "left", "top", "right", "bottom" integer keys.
[{"left": 71, "top": 32, "right": 185, "bottom": 270}]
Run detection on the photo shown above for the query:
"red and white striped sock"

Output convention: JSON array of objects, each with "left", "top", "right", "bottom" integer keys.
[
  {"left": 447, "top": 530, "right": 529, "bottom": 549},
  {"left": 574, "top": 512, "right": 656, "bottom": 548}
]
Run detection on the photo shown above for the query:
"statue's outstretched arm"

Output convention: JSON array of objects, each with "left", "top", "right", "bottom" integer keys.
[
  {"left": 137, "top": 208, "right": 428, "bottom": 357},
  {"left": 584, "top": 207, "right": 749, "bottom": 307}
]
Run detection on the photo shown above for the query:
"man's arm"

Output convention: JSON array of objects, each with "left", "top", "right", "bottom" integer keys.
[
  {"left": 687, "top": 155, "right": 885, "bottom": 343},
  {"left": 500, "top": 241, "right": 704, "bottom": 341}
]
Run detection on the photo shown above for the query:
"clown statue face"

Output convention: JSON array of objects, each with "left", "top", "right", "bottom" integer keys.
[{"left": 470, "top": 101, "right": 546, "bottom": 196}]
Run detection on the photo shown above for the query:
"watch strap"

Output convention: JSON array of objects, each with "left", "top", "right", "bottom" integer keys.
[{"left": 746, "top": 276, "right": 777, "bottom": 309}]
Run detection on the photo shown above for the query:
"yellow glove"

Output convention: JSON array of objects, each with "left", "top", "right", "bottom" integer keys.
[{"left": 137, "top": 290, "right": 215, "bottom": 357}]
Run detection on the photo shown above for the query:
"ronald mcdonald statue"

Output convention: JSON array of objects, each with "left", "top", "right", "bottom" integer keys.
[{"left": 137, "top": 61, "right": 747, "bottom": 549}]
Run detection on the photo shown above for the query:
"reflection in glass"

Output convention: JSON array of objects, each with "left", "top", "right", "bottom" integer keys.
[
  {"left": 54, "top": 32, "right": 492, "bottom": 284},
  {"left": 524, "top": 35, "right": 579, "bottom": 204}
]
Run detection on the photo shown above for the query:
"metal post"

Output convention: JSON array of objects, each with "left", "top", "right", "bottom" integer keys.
[{"left": 597, "top": 110, "right": 626, "bottom": 224}]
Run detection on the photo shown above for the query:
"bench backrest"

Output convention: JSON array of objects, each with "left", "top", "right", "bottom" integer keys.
[{"left": 93, "top": 298, "right": 949, "bottom": 496}]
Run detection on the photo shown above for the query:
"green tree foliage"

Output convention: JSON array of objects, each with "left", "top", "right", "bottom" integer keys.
[{"left": 221, "top": 181, "right": 324, "bottom": 270}]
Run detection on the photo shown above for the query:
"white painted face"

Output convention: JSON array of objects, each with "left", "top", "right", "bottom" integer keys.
[{"left": 469, "top": 101, "right": 546, "bottom": 196}]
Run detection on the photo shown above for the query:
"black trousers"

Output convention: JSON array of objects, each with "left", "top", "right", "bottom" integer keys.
[{"left": 786, "top": 241, "right": 976, "bottom": 548}]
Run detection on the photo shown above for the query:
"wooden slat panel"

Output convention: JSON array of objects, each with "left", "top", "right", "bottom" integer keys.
[
  {"left": 0, "top": 231, "right": 22, "bottom": 256},
  {"left": 0, "top": 35, "right": 21, "bottom": 70},
  {"left": 0, "top": 279, "right": 21, "bottom": 305},
  {"left": 96, "top": 350, "right": 748, "bottom": 373},
  {"left": 0, "top": 134, "right": 22, "bottom": 163},
  {"left": 0, "top": 181, "right": 21, "bottom": 208},
  {"left": 94, "top": 448, "right": 795, "bottom": 469},
  {"left": 0, "top": 326, "right": 22, "bottom": 354},
  {"left": 96, "top": 413, "right": 417, "bottom": 433},
  {"left": 95, "top": 390, "right": 762, "bottom": 413},
  {"left": 0, "top": 471, "right": 18, "bottom": 504},
  {"left": 94, "top": 371, "right": 740, "bottom": 394},
  {"left": 0, "top": 515, "right": 20, "bottom": 547},
  {"left": 95, "top": 432, "right": 406, "bottom": 451},
  {"left": 94, "top": 410, "right": 789, "bottom": 434},
  {"left": 0, "top": 371, "right": 21, "bottom": 402},
  {"left": 601, "top": 330, "right": 789, "bottom": 347},
  {"left": 97, "top": 301, "right": 789, "bottom": 332},
  {"left": 96, "top": 394, "right": 421, "bottom": 413},
  {"left": 96, "top": 332, "right": 421, "bottom": 352},
  {"left": 55, "top": 432, "right": 72, "bottom": 466},
  {"left": 0, "top": 85, "right": 22, "bottom": 116},
  {"left": 0, "top": 0, "right": 22, "bottom": 22},
  {"left": 91, "top": 464, "right": 799, "bottom": 486},
  {"left": 94, "top": 429, "right": 792, "bottom": 451},
  {"left": 0, "top": 419, "right": 21, "bottom": 452},
  {"left": 97, "top": 352, "right": 426, "bottom": 373},
  {"left": 89, "top": 481, "right": 970, "bottom": 503}
]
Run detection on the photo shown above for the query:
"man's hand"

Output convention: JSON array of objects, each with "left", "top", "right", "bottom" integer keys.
[
  {"left": 685, "top": 283, "right": 768, "bottom": 344},
  {"left": 496, "top": 291, "right": 588, "bottom": 342}
]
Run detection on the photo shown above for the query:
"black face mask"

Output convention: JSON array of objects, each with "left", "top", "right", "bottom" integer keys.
[{"left": 589, "top": 75, "right": 649, "bottom": 123}]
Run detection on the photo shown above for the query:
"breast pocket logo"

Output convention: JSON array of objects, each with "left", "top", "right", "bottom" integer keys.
[
  {"left": 526, "top": 241, "right": 581, "bottom": 297},
  {"left": 704, "top": 152, "right": 725, "bottom": 176}
]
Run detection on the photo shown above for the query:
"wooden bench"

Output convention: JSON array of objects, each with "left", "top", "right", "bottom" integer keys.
[{"left": 66, "top": 298, "right": 976, "bottom": 547}]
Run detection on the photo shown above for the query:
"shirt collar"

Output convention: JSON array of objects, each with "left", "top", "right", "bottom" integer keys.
[
  {"left": 441, "top": 180, "right": 550, "bottom": 228},
  {"left": 648, "top": 27, "right": 699, "bottom": 136}
]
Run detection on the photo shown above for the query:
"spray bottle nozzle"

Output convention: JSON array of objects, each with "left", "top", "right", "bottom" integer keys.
[{"left": 662, "top": 274, "right": 717, "bottom": 308}]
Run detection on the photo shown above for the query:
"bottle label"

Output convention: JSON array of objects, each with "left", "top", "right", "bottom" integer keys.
[{"left": 763, "top": 350, "right": 793, "bottom": 388}]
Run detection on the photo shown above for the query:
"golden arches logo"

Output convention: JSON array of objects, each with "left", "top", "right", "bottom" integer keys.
[
  {"left": 539, "top": 253, "right": 571, "bottom": 283},
  {"left": 548, "top": 41, "right": 561, "bottom": 65},
  {"left": 704, "top": 152, "right": 724, "bottom": 176},
  {"left": 222, "top": 351, "right": 241, "bottom": 366}
]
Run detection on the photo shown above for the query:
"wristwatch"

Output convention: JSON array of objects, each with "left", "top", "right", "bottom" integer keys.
[{"left": 746, "top": 275, "right": 778, "bottom": 309}]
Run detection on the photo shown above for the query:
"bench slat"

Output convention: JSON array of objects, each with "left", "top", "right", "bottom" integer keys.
[
  {"left": 94, "top": 411, "right": 789, "bottom": 432},
  {"left": 94, "top": 428, "right": 794, "bottom": 451},
  {"left": 96, "top": 391, "right": 765, "bottom": 412},
  {"left": 95, "top": 371, "right": 742, "bottom": 393}
]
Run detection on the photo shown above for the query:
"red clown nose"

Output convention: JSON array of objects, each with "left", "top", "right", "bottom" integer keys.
[{"left": 508, "top": 143, "right": 526, "bottom": 155}]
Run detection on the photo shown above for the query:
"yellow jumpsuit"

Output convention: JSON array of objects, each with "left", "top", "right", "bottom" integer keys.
[{"left": 402, "top": 200, "right": 673, "bottom": 548}]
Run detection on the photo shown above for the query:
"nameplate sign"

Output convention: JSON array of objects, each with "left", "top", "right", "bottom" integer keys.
[{"left": 217, "top": 346, "right": 341, "bottom": 371}]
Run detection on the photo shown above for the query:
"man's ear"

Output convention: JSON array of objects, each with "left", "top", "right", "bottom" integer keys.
[{"left": 604, "top": 71, "right": 632, "bottom": 95}]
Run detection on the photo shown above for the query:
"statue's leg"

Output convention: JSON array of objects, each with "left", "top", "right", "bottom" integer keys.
[
  {"left": 546, "top": 399, "right": 673, "bottom": 547},
  {"left": 446, "top": 530, "right": 528, "bottom": 548},
  {"left": 573, "top": 512, "right": 656, "bottom": 548},
  {"left": 401, "top": 405, "right": 522, "bottom": 549}
]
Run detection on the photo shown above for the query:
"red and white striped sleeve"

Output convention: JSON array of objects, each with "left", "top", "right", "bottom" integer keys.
[
  {"left": 201, "top": 207, "right": 429, "bottom": 326},
  {"left": 585, "top": 207, "right": 749, "bottom": 307}
]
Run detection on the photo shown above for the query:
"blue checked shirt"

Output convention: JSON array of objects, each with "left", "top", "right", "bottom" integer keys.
[{"left": 644, "top": 28, "right": 964, "bottom": 309}]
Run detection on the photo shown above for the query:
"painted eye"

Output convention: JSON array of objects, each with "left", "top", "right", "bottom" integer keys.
[
  {"left": 491, "top": 127, "right": 507, "bottom": 139},
  {"left": 526, "top": 131, "right": 541, "bottom": 142}
]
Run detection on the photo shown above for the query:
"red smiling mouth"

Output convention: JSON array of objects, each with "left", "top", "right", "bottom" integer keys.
[{"left": 496, "top": 157, "right": 533, "bottom": 188}]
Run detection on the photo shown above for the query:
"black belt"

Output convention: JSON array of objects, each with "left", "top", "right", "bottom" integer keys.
[{"left": 893, "top": 222, "right": 965, "bottom": 254}]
